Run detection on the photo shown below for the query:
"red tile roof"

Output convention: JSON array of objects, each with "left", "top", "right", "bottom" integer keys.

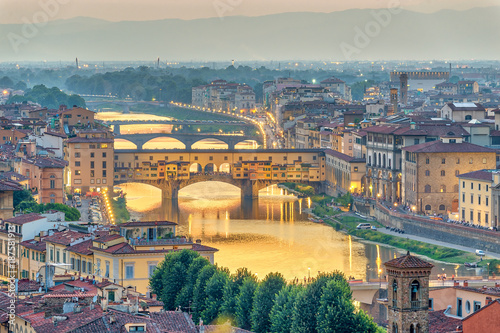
[
  {"left": 429, "top": 310, "right": 462, "bottom": 333},
  {"left": 93, "top": 234, "right": 123, "bottom": 243},
  {"left": 65, "top": 239, "right": 93, "bottom": 255},
  {"left": 384, "top": 252, "right": 434, "bottom": 269},
  {"left": 5, "top": 213, "right": 44, "bottom": 225},
  {"left": 402, "top": 141, "right": 496, "bottom": 153},
  {"left": 44, "top": 230, "right": 92, "bottom": 246},
  {"left": 19, "top": 239, "right": 46, "bottom": 252},
  {"left": 458, "top": 170, "right": 496, "bottom": 182}
]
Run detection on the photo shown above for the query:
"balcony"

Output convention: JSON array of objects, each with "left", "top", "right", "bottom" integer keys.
[{"left": 411, "top": 300, "right": 421, "bottom": 309}]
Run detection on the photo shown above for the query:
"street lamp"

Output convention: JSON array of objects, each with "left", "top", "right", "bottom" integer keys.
[{"left": 487, "top": 262, "right": 490, "bottom": 281}]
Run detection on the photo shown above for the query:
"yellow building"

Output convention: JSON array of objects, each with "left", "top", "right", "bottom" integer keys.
[
  {"left": 65, "top": 130, "right": 114, "bottom": 195},
  {"left": 19, "top": 237, "right": 46, "bottom": 281},
  {"left": 458, "top": 169, "right": 499, "bottom": 227},
  {"left": 325, "top": 149, "right": 366, "bottom": 196}
]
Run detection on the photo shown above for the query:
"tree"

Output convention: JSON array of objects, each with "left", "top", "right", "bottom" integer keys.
[
  {"left": 201, "top": 269, "right": 230, "bottom": 324},
  {"left": 270, "top": 284, "right": 303, "bottom": 333},
  {"left": 235, "top": 276, "right": 258, "bottom": 330},
  {"left": 316, "top": 279, "right": 378, "bottom": 333},
  {"left": 291, "top": 272, "right": 345, "bottom": 333},
  {"left": 149, "top": 250, "right": 200, "bottom": 310},
  {"left": 0, "top": 76, "right": 14, "bottom": 88},
  {"left": 175, "top": 256, "right": 211, "bottom": 310},
  {"left": 251, "top": 272, "right": 286, "bottom": 333},
  {"left": 220, "top": 267, "right": 253, "bottom": 321},
  {"left": 192, "top": 264, "right": 217, "bottom": 322},
  {"left": 13, "top": 189, "right": 35, "bottom": 210}
]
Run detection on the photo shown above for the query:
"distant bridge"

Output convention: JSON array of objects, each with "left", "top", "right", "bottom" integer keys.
[
  {"left": 105, "top": 119, "right": 248, "bottom": 129},
  {"left": 115, "top": 133, "right": 260, "bottom": 150},
  {"left": 113, "top": 149, "right": 326, "bottom": 199},
  {"left": 86, "top": 100, "right": 161, "bottom": 113}
]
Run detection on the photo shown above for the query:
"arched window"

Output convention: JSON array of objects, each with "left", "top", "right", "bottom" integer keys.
[
  {"left": 424, "top": 185, "right": 431, "bottom": 193},
  {"left": 440, "top": 185, "right": 446, "bottom": 193},
  {"left": 441, "top": 170, "right": 445, "bottom": 176},
  {"left": 454, "top": 184, "right": 459, "bottom": 192},
  {"left": 410, "top": 324, "right": 416, "bottom": 333},
  {"left": 378, "top": 153, "right": 381, "bottom": 167},
  {"left": 411, "top": 280, "right": 420, "bottom": 307},
  {"left": 465, "top": 115, "right": 472, "bottom": 120},
  {"left": 439, "top": 204, "right": 446, "bottom": 211},
  {"left": 425, "top": 170, "right": 430, "bottom": 176},
  {"left": 393, "top": 323, "right": 399, "bottom": 333},
  {"left": 50, "top": 174, "right": 56, "bottom": 178},
  {"left": 392, "top": 280, "right": 398, "bottom": 307},
  {"left": 425, "top": 204, "right": 431, "bottom": 211},
  {"left": 383, "top": 155, "right": 386, "bottom": 168}
]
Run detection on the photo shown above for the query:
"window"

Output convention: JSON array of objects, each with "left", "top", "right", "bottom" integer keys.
[
  {"left": 50, "top": 249, "right": 54, "bottom": 261},
  {"left": 471, "top": 182, "right": 474, "bottom": 190},
  {"left": 455, "top": 170, "right": 459, "bottom": 176},
  {"left": 479, "top": 184, "right": 481, "bottom": 191},
  {"left": 478, "top": 196, "right": 481, "bottom": 205},
  {"left": 441, "top": 170, "right": 445, "bottom": 176},
  {"left": 425, "top": 158, "right": 430, "bottom": 164},
  {"left": 71, "top": 257, "right": 75, "bottom": 270},
  {"left": 474, "top": 301, "right": 481, "bottom": 312},
  {"left": 469, "top": 158, "right": 473, "bottom": 164},
  {"left": 82, "top": 260, "right": 86, "bottom": 273},
  {"left": 457, "top": 158, "right": 460, "bottom": 164},
  {"left": 486, "top": 197, "right": 489, "bottom": 206},
  {"left": 50, "top": 180, "right": 55, "bottom": 189},
  {"left": 90, "top": 170, "right": 94, "bottom": 177},
  {"left": 90, "top": 152, "right": 94, "bottom": 158},
  {"left": 462, "top": 181, "right": 465, "bottom": 188},
  {"left": 483, "top": 158, "right": 487, "bottom": 164},
  {"left": 439, "top": 204, "right": 445, "bottom": 211},
  {"left": 75, "top": 170, "right": 81, "bottom": 175},
  {"left": 470, "top": 210, "right": 474, "bottom": 222},
  {"left": 466, "top": 301, "right": 471, "bottom": 314},
  {"left": 425, "top": 204, "right": 431, "bottom": 210},
  {"left": 88, "top": 262, "right": 92, "bottom": 274},
  {"left": 442, "top": 158, "right": 446, "bottom": 164},
  {"left": 102, "top": 152, "right": 106, "bottom": 158},
  {"left": 462, "top": 193, "right": 465, "bottom": 202},
  {"left": 102, "top": 161, "right": 107, "bottom": 169},
  {"left": 125, "top": 263, "right": 134, "bottom": 279},
  {"left": 148, "top": 263, "right": 157, "bottom": 277},
  {"left": 471, "top": 195, "right": 474, "bottom": 204},
  {"left": 486, "top": 214, "right": 489, "bottom": 224},
  {"left": 90, "top": 161, "right": 94, "bottom": 169},
  {"left": 75, "top": 161, "right": 80, "bottom": 167},
  {"left": 105, "top": 261, "right": 110, "bottom": 278},
  {"left": 103, "top": 170, "right": 107, "bottom": 177},
  {"left": 75, "top": 153, "right": 80, "bottom": 158},
  {"left": 424, "top": 185, "right": 431, "bottom": 193},
  {"left": 56, "top": 250, "right": 60, "bottom": 262},
  {"left": 63, "top": 252, "right": 66, "bottom": 263},
  {"left": 487, "top": 185, "right": 489, "bottom": 192},
  {"left": 478, "top": 212, "right": 481, "bottom": 223},
  {"left": 440, "top": 185, "right": 446, "bottom": 193},
  {"left": 425, "top": 170, "right": 430, "bottom": 176}
]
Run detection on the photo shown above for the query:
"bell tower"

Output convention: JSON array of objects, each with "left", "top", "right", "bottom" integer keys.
[{"left": 385, "top": 251, "right": 434, "bottom": 333}]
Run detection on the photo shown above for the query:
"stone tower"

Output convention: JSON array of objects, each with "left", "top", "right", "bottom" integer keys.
[
  {"left": 390, "top": 88, "right": 398, "bottom": 115},
  {"left": 399, "top": 74, "right": 408, "bottom": 106},
  {"left": 384, "top": 252, "right": 434, "bottom": 333}
]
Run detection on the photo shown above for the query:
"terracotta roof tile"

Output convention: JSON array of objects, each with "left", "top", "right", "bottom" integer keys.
[
  {"left": 65, "top": 239, "right": 93, "bottom": 255},
  {"left": 429, "top": 310, "right": 462, "bottom": 333},
  {"left": 402, "top": 141, "right": 496, "bottom": 153},
  {"left": 5, "top": 213, "right": 44, "bottom": 225},
  {"left": 384, "top": 253, "right": 434, "bottom": 269}
]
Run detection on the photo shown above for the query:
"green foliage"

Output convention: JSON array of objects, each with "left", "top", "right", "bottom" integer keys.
[
  {"left": 270, "top": 284, "right": 303, "bottom": 333},
  {"left": 201, "top": 269, "right": 230, "bottom": 324},
  {"left": 175, "top": 256, "right": 211, "bottom": 310},
  {"left": 335, "top": 192, "right": 353, "bottom": 209},
  {"left": 13, "top": 190, "right": 80, "bottom": 221},
  {"left": 13, "top": 189, "right": 34, "bottom": 209},
  {"left": 111, "top": 195, "right": 130, "bottom": 223},
  {"left": 350, "top": 80, "right": 378, "bottom": 101},
  {"left": 291, "top": 272, "right": 346, "bottom": 333},
  {"left": 235, "top": 277, "right": 258, "bottom": 330},
  {"left": 149, "top": 250, "right": 201, "bottom": 310},
  {"left": 7, "top": 84, "right": 86, "bottom": 109},
  {"left": 192, "top": 265, "right": 218, "bottom": 322},
  {"left": 296, "top": 185, "right": 315, "bottom": 196},
  {"left": 251, "top": 272, "right": 286, "bottom": 333},
  {"left": 219, "top": 267, "right": 253, "bottom": 322}
]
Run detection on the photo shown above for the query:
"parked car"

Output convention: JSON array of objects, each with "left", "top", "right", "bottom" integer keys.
[
  {"left": 356, "top": 223, "right": 372, "bottom": 230},
  {"left": 370, "top": 226, "right": 377, "bottom": 230},
  {"left": 475, "top": 249, "right": 485, "bottom": 256}
]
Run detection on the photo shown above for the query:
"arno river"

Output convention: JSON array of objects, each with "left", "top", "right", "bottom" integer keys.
[
  {"left": 97, "top": 111, "right": 482, "bottom": 281},
  {"left": 120, "top": 182, "right": 481, "bottom": 281}
]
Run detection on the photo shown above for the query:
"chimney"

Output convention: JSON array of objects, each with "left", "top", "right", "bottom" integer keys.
[
  {"left": 482, "top": 285, "right": 488, "bottom": 291},
  {"left": 454, "top": 281, "right": 460, "bottom": 287},
  {"left": 463, "top": 281, "right": 468, "bottom": 287},
  {"left": 495, "top": 282, "right": 500, "bottom": 288},
  {"left": 486, "top": 297, "right": 493, "bottom": 305},
  {"left": 151, "top": 294, "right": 157, "bottom": 300}
]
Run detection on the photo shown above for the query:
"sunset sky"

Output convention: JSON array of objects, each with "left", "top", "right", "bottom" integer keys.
[{"left": 1, "top": 0, "right": 499, "bottom": 23}]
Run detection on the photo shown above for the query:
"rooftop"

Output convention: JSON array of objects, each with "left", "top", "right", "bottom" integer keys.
[
  {"left": 384, "top": 252, "right": 434, "bottom": 269},
  {"left": 402, "top": 140, "right": 496, "bottom": 154},
  {"left": 458, "top": 169, "right": 497, "bottom": 182},
  {"left": 5, "top": 213, "right": 45, "bottom": 225}
]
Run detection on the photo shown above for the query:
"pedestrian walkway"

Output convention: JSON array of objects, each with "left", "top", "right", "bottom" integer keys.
[{"left": 377, "top": 228, "right": 500, "bottom": 259}]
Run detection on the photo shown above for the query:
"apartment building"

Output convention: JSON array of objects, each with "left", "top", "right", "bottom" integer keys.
[
  {"left": 65, "top": 130, "right": 114, "bottom": 195},
  {"left": 402, "top": 139, "right": 496, "bottom": 215},
  {"left": 457, "top": 169, "right": 500, "bottom": 227}
]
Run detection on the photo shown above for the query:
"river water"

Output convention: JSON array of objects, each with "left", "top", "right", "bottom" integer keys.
[
  {"left": 119, "top": 182, "right": 481, "bottom": 281},
  {"left": 100, "top": 110, "right": 482, "bottom": 281}
]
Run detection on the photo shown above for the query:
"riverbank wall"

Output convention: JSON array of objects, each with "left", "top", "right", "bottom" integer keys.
[{"left": 354, "top": 199, "right": 500, "bottom": 254}]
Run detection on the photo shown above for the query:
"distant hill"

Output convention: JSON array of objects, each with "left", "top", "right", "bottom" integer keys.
[{"left": 0, "top": 7, "right": 499, "bottom": 62}]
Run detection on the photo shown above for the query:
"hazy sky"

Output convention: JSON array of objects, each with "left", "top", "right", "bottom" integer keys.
[{"left": 1, "top": 0, "right": 499, "bottom": 23}]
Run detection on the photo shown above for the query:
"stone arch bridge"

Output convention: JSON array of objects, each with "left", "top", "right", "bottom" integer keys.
[
  {"left": 115, "top": 133, "right": 261, "bottom": 150},
  {"left": 114, "top": 174, "right": 322, "bottom": 200}
]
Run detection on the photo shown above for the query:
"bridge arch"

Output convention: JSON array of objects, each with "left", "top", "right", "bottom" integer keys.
[
  {"left": 114, "top": 138, "right": 138, "bottom": 150},
  {"left": 235, "top": 139, "right": 259, "bottom": 149},
  {"left": 143, "top": 137, "right": 186, "bottom": 150},
  {"left": 204, "top": 163, "right": 218, "bottom": 174},
  {"left": 192, "top": 138, "right": 229, "bottom": 150},
  {"left": 190, "top": 163, "right": 203, "bottom": 173},
  {"left": 219, "top": 163, "right": 231, "bottom": 174}
]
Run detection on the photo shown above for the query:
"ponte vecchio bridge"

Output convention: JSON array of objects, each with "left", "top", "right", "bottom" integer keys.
[{"left": 113, "top": 149, "right": 326, "bottom": 199}]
